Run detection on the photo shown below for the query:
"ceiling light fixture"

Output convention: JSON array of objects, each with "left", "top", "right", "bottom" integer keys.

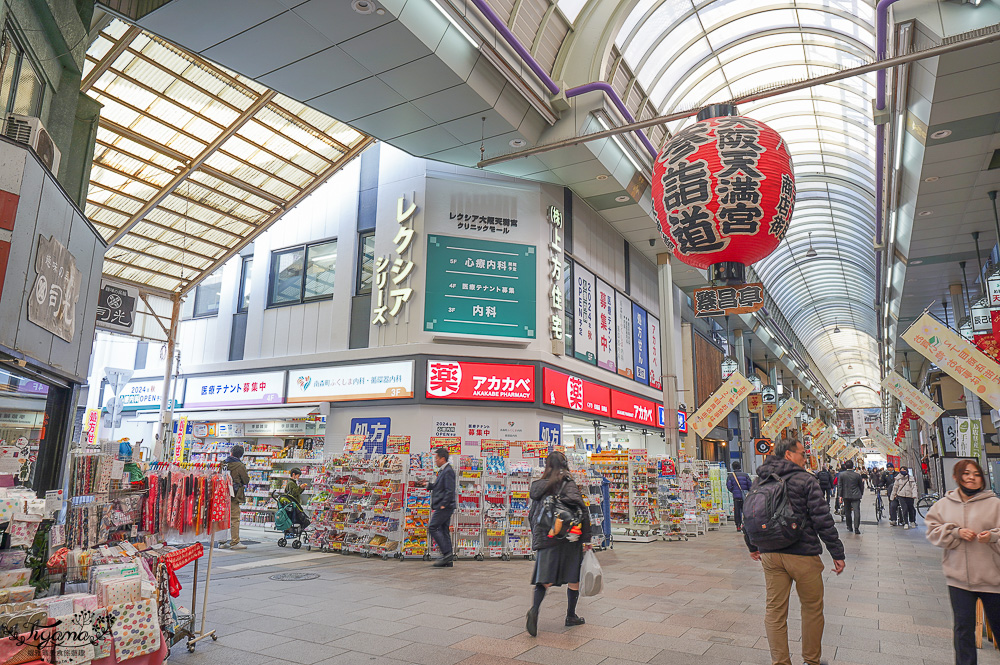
[
  {"left": 428, "top": 0, "right": 478, "bottom": 46},
  {"left": 596, "top": 174, "right": 609, "bottom": 181},
  {"left": 910, "top": 259, "right": 924, "bottom": 265},
  {"left": 924, "top": 176, "right": 939, "bottom": 182},
  {"left": 615, "top": 195, "right": 630, "bottom": 203},
  {"left": 805, "top": 232, "right": 817, "bottom": 258},
  {"left": 918, "top": 210, "right": 934, "bottom": 216},
  {"left": 930, "top": 129, "right": 952, "bottom": 140},
  {"left": 833, "top": 321, "right": 841, "bottom": 334},
  {"left": 351, "top": 0, "right": 375, "bottom": 13},
  {"left": 508, "top": 138, "right": 526, "bottom": 148}
]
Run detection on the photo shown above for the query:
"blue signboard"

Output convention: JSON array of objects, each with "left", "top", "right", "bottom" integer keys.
[
  {"left": 632, "top": 303, "right": 648, "bottom": 386},
  {"left": 539, "top": 421, "right": 561, "bottom": 447},
  {"left": 350, "top": 417, "right": 391, "bottom": 455},
  {"left": 657, "top": 406, "right": 687, "bottom": 433}
]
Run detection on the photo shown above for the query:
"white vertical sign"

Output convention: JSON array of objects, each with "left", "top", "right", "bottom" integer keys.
[
  {"left": 956, "top": 416, "right": 972, "bottom": 457},
  {"left": 596, "top": 278, "right": 617, "bottom": 372},
  {"left": 615, "top": 293, "right": 634, "bottom": 379},
  {"left": 573, "top": 264, "right": 596, "bottom": 364},
  {"left": 648, "top": 314, "right": 662, "bottom": 390}
]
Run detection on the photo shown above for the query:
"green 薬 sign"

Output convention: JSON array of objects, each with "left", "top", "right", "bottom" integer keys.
[{"left": 424, "top": 234, "right": 536, "bottom": 338}]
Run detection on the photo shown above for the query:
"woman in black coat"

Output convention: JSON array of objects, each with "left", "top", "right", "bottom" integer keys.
[{"left": 526, "top": 451, "right": 592, "bottom": 637}]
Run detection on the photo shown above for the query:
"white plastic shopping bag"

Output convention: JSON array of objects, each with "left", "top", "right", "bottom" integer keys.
[{"left": 580, "top": 549, "right": 603, "bottom": 597}]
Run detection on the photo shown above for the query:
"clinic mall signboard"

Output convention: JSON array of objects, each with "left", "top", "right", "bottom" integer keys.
[
  {"left": 183, "top": 371, "right": 285, "bottom": 408},
  {"left": 287, "top": 361, "right": 414, "bottom": 403}
]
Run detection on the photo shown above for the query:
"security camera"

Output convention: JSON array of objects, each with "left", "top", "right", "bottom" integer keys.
[{"left": 648, "top": 238, "right": 656, "bottom": 247}]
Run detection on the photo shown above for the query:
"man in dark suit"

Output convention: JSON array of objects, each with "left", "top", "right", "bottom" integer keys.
[
  {"left": 422, "top": 447, "right": 456, "bottom": 567},
  {"left": 837, "top": 460, "right": 865, "bottom": 534}
]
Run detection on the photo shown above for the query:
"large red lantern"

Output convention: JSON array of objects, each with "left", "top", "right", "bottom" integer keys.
[{"left": 652, "top": 115, "right": 795, "bottom": 273}]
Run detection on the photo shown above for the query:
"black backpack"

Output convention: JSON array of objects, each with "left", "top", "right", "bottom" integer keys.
[
  {"left": 533, "top": 478, "right": 583, "bottom": 540},
  {"left": 743, "top": 473, "right": 805, "bottom": 550}
]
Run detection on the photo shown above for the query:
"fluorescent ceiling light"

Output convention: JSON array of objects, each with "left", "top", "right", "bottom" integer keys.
[
  {"left": 596, "top": 115, "right": 644, "bottom": 173},
  {"left": 894, "top": 115, "right": 904, "bottom": 171},
  {"left": 429, "top": 0, "right": 478, "bottom": 47}
]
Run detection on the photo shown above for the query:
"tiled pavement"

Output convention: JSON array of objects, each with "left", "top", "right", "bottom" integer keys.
[{"left": 170, "top": 501, "right": 1000, "bottom": 665}]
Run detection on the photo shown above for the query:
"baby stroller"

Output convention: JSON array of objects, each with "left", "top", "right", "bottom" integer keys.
[{"left": 271, "top": 490, "right": 311, "bottom": 549}]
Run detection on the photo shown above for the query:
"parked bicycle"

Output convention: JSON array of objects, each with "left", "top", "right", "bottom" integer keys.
[
  {"left": 874, "top": 488, "right": 884, "bottom": 523},
  {"left": 916, "top": 492, "right": 940, "bottom": 518}
]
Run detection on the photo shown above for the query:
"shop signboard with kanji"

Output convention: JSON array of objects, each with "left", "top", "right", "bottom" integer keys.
[
  {"left": 881, "top": 371, "right": 943, "bottom": 423},
  {"left": 693, "top": 283, "right": 765, "bottom": 317},
  {"left": 648, "top": 314, "right": 662, "bottom": 390},
  {"left": 761, "top": 398, "right": 802, "bottom": 439},
  {"left": 812, "top": 428, "right": 832, "bottom": 452},
  {"left": 610, "top": 390, "right": 658, "bottom": 427},
  {"left": 100, "top": 379, "right": 179, "bottom": 411},
  {"left": 826, "top": 438, "right": 846, "bottom": 458},
  {"left": 542, "top": 368, "right": 610, "bottom": 417},
  {"left": 615, "top": 293, "right": 634, "bottom": 379},
  {"left": 520, "top": 441, "right": 548, "bottom": 458},
  {"left": 287, "top": 361, "right": 414, "bottom": 403},
  {"left": 596, "top": 279, "right": 617, "bottom": 372},
  {"left": 28, "top": 235, "right": 82, "bottom": 342},
  {"left": 95, "top": 279, "right": 137, "bottom": 334},
  {"left": 902, "top": 313, "right": 1000, "bottom": 409},
  {"left": 804, "top": 417, "right": 825, "bottom": 437},
  {"left": 350, "top": 417, "right": 390, "bottom": 455},
  {"left": 689, "top": 372, "right": 754, "bottom": 438},
  {"left": 425, "top": 360, "right": 534, "bottom": 402},
  {"left": 184, "top": 371, "right": 285, "bottom": 408},
  {"left": 762, "top": 403, "right": 777, "bottom": 419},
  {"left": 424, "top": 234, "right": 536, "bottom": 339},
  {"left": 632, "top": 303, "right": 649, "bottom": 386},
  {"left": 573, "top": 264, "right": 596, "bottom": 364},
  {"left": 372, "top": 194, "right": 417, "bottom": 326},
  {"left": 748, "top": 393, "right": 762, "bottom": 413},
  {"left": 480, "top": 439, "right": 510, "bottom": 457}
]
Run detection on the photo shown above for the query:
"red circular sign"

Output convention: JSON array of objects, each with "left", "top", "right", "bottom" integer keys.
[{"left": 652, "top": 116, "right": 795, "bottom": 270}]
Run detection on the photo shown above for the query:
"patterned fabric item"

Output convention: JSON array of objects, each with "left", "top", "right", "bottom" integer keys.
[
  {"left": 107, "top": 598, "right": 160, "bottom": 661},
  {"left": 0, "top": 552, "right": 25, "bottom": 570},
  {"left": 0, "top": 499, "right": 22, "bottom": 525},
  {"left": 0, "top": 570, "right": 29, "bottom": 589},
  {"left": 52, "top": 612, "right": 98, "bottom": 665},
  {"left": 210, "top": 476, "right": 231, "bottom": 530},
  {"left": 7, "top": 515, "right": 40, "bottom": 548}
]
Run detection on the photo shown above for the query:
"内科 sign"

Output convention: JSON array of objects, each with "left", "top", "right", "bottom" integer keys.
[
  {"left": 424, "top": 234, "right": 536, "bottom": 338},
  {"left": 881, "top": 371, "right": 943, "bottom": 424},
  {"left": 373, "top": 194, "right": 417, "bottom": 325},
  {"left": 693, "top": 283, "right": 765, "bottom": 317},
  {"left": 761, "top": 398, "right": 802, "bottom": 439},
  {"left": 689, "top": 372, "right": 754, "bottom": 438}
]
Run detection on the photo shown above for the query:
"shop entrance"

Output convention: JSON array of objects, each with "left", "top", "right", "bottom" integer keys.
[{"left": 562, "top": 417, "right": 665, "bottom": 456}]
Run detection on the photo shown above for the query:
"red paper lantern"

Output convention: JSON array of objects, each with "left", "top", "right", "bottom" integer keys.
[{"left": 652, "top": 116, "right": 795, "bottom": 270}]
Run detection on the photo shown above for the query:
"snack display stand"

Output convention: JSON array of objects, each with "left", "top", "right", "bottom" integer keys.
[
  {"left": 506, "top": 462, "right": 533, "bottom": 559},
  {"left": 590, "top": 451, "right": 659, "bottom": 542},
  {"left": 450, "top": 456, "right": 485, "bottom": 561}
]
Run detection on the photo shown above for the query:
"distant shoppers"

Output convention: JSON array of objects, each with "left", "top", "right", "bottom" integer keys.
[
  {"left": 419, "top": 447, "right": 456, "bottom": 567},
  {"left": 221, "top": 444, "right": 250, "bottom": 550},
  {"left": 284, "top": 468, "right": 306, "bottom": 503},
  {"left": 816, "top": 466, "right": 834, "bottom": 505},
  {"left": 891, "top": 466, "right": 918, "bottom": 529},
  {"left": 885, "top": 466, "right": 900, "bottom": 525},
  {"left": 837, "top": 460, "right": 864, "bottom": 534},
  {"left": 526, "top": 451, "right": 592, "bottom": 637},
  {"left": 726, "top": 462, "right": 752, "bottom": 532},
  {"left": 925, "top": 460, "right": 1000, "bottom": 665},
  {"left": 744, "top": 438, "right": 846, "bottom": 665}
]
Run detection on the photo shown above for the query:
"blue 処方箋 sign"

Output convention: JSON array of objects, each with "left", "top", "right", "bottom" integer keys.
[
  {"left": 632, "top": 303, "right": 648, "bottom": 386},
  {"left": 539, "top": 421, "right": 561, "bottom": 447},
  {"left": 350, "top": 417, "right": 391, "bottom": 454}
]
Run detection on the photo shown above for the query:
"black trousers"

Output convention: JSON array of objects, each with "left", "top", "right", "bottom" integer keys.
[
  {"left": 949, "top": 585, "right": 1000, "bottom": 665},
  {"left": 843, "top": 498, "right": 861, "bottom": 531},
  {"left": 900, "top": 497, "right": 916, "bottom": 524},
  {"left": 428, "top": 507, "right": 454, "bottom": 557},
  {"left": 888, "top": 497, "right": 900, "bottom": 522},
  {"left": 733, "top": 498, "right": 744, "bottom": 529},
  {"left": 822, "top": 488, "right": 833, "bottom": 505}
]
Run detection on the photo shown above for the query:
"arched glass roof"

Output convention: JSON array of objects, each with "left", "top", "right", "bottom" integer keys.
[{"left": 615, "top": 0, "right": 879, "bottom": 407}]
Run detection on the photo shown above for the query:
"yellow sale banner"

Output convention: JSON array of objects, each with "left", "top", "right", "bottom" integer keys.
[
  {"left": 812, "top": 428, "right": 832, "bottom": 452},
  {"left": 344, "top": 435, "right": 365, "bottom": 452},
  {"left": 826, "top": 438, "right": 847, "bottom": 458},
  {"left": 903, "top": 313, "right": 1000, "bottom": 410},
  {"left": 881, "top": 371, "right": 943, "bottom": 423},
  {"left": 805, "top": 418, "right": 825, "bottom": 437},
  {"left": 761, "top": 398, "right": 803, "bottom": 439},
  {"left": 690, "top": 372, "right": 754, "bottom": 438}
]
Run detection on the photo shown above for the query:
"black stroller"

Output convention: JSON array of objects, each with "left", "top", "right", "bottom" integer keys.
[{"left": 271, "top": 490, "right": 311, "bottom": 549}]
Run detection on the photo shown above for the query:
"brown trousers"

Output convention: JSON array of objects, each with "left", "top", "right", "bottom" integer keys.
[
  {"left": 761, "top": 553, "right": 825, "bottom": 665},
  {"left": 230, "top": 498, "right": 242, "bottom": 545}
]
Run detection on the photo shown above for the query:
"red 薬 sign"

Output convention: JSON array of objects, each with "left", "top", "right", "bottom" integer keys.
[
  {"left": 610, "top": 390, "right": 658, "bottom": 427},
  {"left": 542, "top": 368, "right": 610, "bottom": 416},
  {"left": 426, "top": 361, "right": 534, "bottom": 402}
]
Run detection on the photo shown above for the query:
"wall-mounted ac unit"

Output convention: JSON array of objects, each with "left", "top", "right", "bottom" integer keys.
[{"left": 3, "top": 114, "right": 61, "bottom": 175}]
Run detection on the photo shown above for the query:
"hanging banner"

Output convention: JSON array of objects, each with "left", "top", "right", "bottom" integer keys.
[
  {"left": 689, "top": 372, "right": 754, "bottom": 438},
  {"left": 813, "top": 428, "right": 833, "bottom": 452},
  {"left": 902, "top": 313, "right": 1000, "bottom": 409},
  {"left": 648, "top": 314, "right": 662, "bottom": 390},
  {"left": 971, "top": 419, "right": 983, "bottom": 460},
  {"left": 826, "top": 438, "right": 846, "bottom": 459},
  {"left": 172, "top": 416, "right": 188, "bottom": 463},
  {"left": 762, "top": 403, "right": 777, "bottom": 420},
  {"left": 871, "top": 431, "right": 902, "bottom": 457},
  {"left": 748, "top": 394, "right": 763, "bottom": 413},
  {"left": 84, "top": 408, "right": 100, "bottom": 446},
  {"left": 881, "top": 371, "right": 943, "bottom": 423},
  {"left": 615, "top": 293, "right": 634, "bottom": 379},
  {"left": 596, "top": 279, "right": 617, "bottom": 372},
  {"left": 574, "top": 264, "right": 597, "bottom": 364},
  {"left": 761, "top": 398, "right": 802, "bottom": 439},
  {"left": 632, "top": 303, "right": 649, "bottom": 386},
  {"left": 430, "top": 436, "right": 462, "bottom": 456},
  {"left": 805, "top": 417, "right": 825, "bottom": 437}
]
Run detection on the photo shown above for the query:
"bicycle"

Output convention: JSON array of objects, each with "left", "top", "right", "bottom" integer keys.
[
  {"left": 916, "top": 493, "right": 940, "bottom": 518},
  {"left": 874, "top": 488, "right": 884, "bottom": 523}
]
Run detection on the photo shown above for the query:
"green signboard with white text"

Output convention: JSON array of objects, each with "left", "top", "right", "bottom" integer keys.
[{"left": 424, "top": 234, "right": 536, "bottom": 338}]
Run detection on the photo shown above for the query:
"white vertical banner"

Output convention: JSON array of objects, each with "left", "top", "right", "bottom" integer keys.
[
  {"left": 615, "top": 293, "right": 634, "bottom": 379},
  {"left": 956, "top": 417, "right": 972, "bottom": 457},
  {"left": 648, "top": 314, "right": 662, "bottom": 390},
  {"left": 596, "top": 278, "right": 617, "bottom": 373},
  {"left": 573, "top": 264, "right": 597, "bottom": 364}
]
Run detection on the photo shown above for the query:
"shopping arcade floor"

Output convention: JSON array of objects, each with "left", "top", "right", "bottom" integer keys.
[{"left": 170, "top": 502, "right": 994, "bottom": 665}]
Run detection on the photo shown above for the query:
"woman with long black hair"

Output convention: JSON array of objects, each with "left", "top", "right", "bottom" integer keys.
[{"left": 525, "top": 451, "right": 592, "bottom": 637}]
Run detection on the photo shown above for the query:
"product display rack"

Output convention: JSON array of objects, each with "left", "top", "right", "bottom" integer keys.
[
  {"left": 591, "top": 452, "right": 629, "bottom": 527},
  {"left": 483, "top": 456, "right": 509, "bottom": 559},
  {"left": 568, "top": 452, "right": 610, "bottom": 550},
  {"left": 656, "top": 472, "right": 688, "bottom": 541},
  {"left": 402, "top": 453, "right": 434, "bottom": 560},
  {"left": 506, "top": 461, "right": 533, "bottom": 559},
  {"left": 450, "top": 455, "right": 485, "bottom": 561},
  {"left": 592, "top": 451, "right": 658, "bottom": 542}
]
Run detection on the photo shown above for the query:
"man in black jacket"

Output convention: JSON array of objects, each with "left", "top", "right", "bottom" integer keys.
[
  {"left": 422, "top": 447, "right": 456, "bottom": 567},
  {"left": 815, "top": 466, "right": 834, "bottom": 505},
  {"left": 837, "top": 460, "right": 865, "bottom": 534},
  {"left": 745, "top": 438, "right": 845, "bottom": 665}
]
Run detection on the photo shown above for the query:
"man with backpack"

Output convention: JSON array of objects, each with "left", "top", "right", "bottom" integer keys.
[
  {"left": 815, "top": 466, "right": 834, "bottom": 505},
  {"left": 743, "top": 438, "right": 845, "bottom": 665},
  {"left": 726, "top": 462, "right": 752, "bottom": 532}
]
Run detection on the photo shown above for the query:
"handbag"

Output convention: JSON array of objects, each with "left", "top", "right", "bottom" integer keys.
[{"left": 535, "top": 478, "right": 583, "bottom": 541}]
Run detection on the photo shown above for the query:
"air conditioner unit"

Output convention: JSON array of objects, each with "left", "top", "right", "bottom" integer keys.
[{"left": 3, "top": 114, "right": 61, "bottom": 175}]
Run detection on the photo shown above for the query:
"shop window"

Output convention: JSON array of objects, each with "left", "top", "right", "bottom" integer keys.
[
  {"left": 267, "top": 239, "right": 338, "bottom": 306},
  {"left": 0, "top": 28, "right": 43, "bottom": 117},
  {"left": 192, "top": 272, "right": 222, "bottom": 318},
  {"left": 237, "top": 257, "right": 253, "bottom": 313},
  {"left": 0, "top": 366, "right": 52, "bottom": 490},
  {"left": 356, "top": 232, "right": 375, "bottom": 295}
]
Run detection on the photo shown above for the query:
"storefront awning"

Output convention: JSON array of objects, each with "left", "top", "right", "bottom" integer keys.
[{"left": 133, "top": 405, "right": 319, "bottom": 422}]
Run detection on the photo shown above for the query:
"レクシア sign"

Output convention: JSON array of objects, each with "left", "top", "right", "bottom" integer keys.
[
  {"left": 373, "top": 194, "right": 417, "bottom": 326},
  {"left": 28, "top": 235, "right": 82, "bottom": 343}
]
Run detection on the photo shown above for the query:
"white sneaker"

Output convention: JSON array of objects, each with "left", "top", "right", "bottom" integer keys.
[
  {"left": 910, "top": 523, "right": 918, "bottom": 529},
  {"left": 218, "top": 542, "right": 232, "bottom": 549},
  {"left": 231, "top": 543, "right": 247, "bottom": 550},
  {"left": 902, "top": 524, "right": 910, "bottom": 530}
]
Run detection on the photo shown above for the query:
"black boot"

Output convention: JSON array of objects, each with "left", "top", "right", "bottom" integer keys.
[
  {"left": 565, "top": 588, "right": 584, "bottom": 626},
  {"left": 432, "top": 553, "right": 453, "bottom": 567}
]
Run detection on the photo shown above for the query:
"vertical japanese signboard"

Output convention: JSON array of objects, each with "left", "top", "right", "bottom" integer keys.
[
  {"left": 615, "top": 294, "right": 634, "bottom": 379},
  {"left": 28, "top": 235, "right": 82, "bottom": 342},
  {"left": 373, "top": 194, "right": 417, "bottom": 325},
  {"left": 632, "top": 303, "right": 649, "bottom": 386},
  {"left": 596, "top": 279, "right": 617, "bottom": 372},
  {"left": 689, "top": 372, "right": 753, "bottom": 438},
  {"left": 547, "top": 206, "right": 564, "bottom": 344},
  {"left": 172, "top": 416, "right": 188, "bottom": 463},
  {"left": 573, "top": 264, "right": 596, "bottom": 364},
  {"left": 424, "top": 234, "right": 536, "bottom": 338},
  {"left": 648, "top": 314, "right": 662, "bottom": 390},
  {"left": 956, "top": 417, "right": 972, "bottom": 457},
  {"left": 881, "top": 371, "right": 943, "bottom": 423}
]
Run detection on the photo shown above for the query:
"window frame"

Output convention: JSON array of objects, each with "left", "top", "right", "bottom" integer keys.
[
  {"left": 191, "top": 272, "right": 222, "bottom": 319},
  {"left": 0, "top": 26, "right": 44, "bottom": 117},
  {"left": 237, "top": 256, "right": 253, "bottom": 313},
  {"left": 356, "top": 231, "right": 375, "bottom": 296},
  {"left": 266, "top": 237, "right": 339, "bottom": 308}
]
